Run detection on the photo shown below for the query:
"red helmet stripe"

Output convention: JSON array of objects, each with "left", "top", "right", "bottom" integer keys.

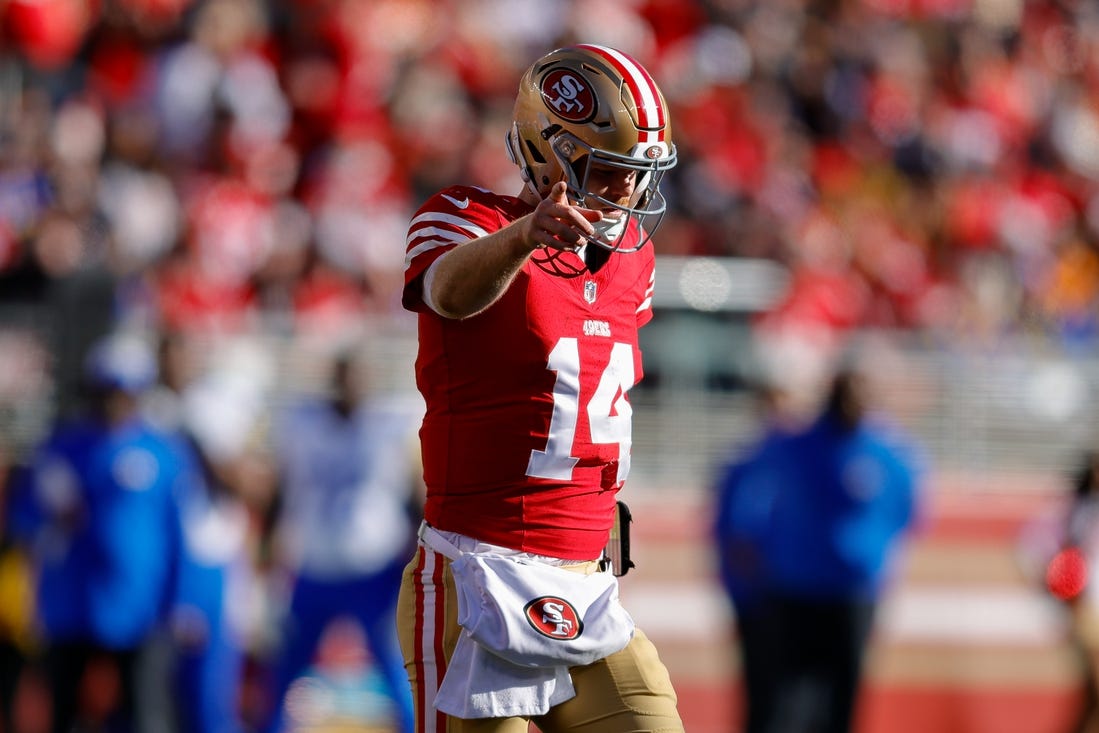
[{"left": 576, "top": 44, "right": 666, "bottom": 143}]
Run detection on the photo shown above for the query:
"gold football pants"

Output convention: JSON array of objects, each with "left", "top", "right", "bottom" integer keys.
[{"left": 396, "top": 544, "right": 684, "bottom": 733}]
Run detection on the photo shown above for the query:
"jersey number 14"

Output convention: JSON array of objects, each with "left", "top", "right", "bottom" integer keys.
[{"left": 526, "top": 338, "right": 634, "bottom": 483}]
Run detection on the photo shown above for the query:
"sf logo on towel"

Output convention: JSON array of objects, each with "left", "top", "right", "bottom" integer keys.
[{"left": 525, "top": 596, "right": 583, "bottom": 640}]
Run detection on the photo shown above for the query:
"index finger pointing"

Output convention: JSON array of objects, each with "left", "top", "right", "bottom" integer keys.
[{"left": 549, "top": 181, "right": 569, "bottom": 204}]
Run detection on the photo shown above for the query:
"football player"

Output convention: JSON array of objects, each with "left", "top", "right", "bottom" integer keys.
[{"left": 397, "top": 44, "right": 684, "bottom": 733}]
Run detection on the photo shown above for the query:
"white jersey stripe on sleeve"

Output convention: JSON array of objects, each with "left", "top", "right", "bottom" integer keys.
[
  {"left": 407, "top": 227, "right": 477, "bottom": 247},
  {"left": 405, "top": 216, "right": 490, "bottom": 270},
  {"left": 404, "top": 239, "right": 456, "bottom": 271},
  {"left": 408, "top": 210, "right": 489, "bottom": 231}
]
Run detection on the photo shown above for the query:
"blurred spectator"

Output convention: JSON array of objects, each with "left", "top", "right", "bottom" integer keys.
[
  {"left": 733, "top": 365, "right": 923, "bottom": 733},
  {"left": 1058, "top": 450, "right": 1099, "bottom": 733},
  {"left": 169, "top": 336, "right": 280, "bottom": 730},
  {"left": 140, "top": 329, "right": 255, "bottom": 733},
  {"left": 20, "top": 330, "right": 182, "bottom": 733},
  {"left": 262, "top": 349, "right": 421, "bottom": 733},
  {"left": 1018, "top": 448, "right": 1099, "bottom": 733},
  {"left": 141, "top": 329, "right": 202, "bottom": 435}
]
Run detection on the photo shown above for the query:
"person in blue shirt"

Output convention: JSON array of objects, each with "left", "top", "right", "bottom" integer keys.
[
  {"left": 261, "top": 350, "right": 421, "bottom": 733},
  {"left": 762, "top": 367, "right": 922, "bottom": 733},
  {"left": 24, "top": 330, "right": 183, "bottom": 733}
]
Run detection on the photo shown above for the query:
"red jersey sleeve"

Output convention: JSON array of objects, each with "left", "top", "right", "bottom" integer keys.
[
  {"left": 636, "top": 262, "right": 655, "bottom": 328},
  {"left": 402, "top": 186, "right": 511, "bottom": 313}
]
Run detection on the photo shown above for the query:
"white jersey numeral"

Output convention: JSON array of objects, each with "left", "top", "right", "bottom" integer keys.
[{"left": 526, "top": 338, "right": 635, "bottom": 483}]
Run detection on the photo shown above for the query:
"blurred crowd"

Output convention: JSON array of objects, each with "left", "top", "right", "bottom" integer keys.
[{"left": 3, "top": 0, "right": 1099, "bottom": 371}]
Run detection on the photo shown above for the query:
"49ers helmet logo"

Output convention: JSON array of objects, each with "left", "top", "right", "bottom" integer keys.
[
  {"left": 540, "top": 69, "right": 596, "bottom": 123},
  {"left": 524, "top": 596, "right": 583, "bottom": 640}
]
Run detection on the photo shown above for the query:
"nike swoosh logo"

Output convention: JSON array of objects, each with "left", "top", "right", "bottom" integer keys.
[{"left": 442, "top": 193, "right": 470, "bottom": 209}]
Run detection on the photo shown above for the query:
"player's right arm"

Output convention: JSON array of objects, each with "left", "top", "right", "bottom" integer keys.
[{"left": 423, "top": 182, "right": 602, "bottom": 319}]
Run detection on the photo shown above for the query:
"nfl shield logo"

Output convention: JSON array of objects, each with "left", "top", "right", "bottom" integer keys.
[{"left": 584, "top": 280, "right": 597, "bottom": 304}]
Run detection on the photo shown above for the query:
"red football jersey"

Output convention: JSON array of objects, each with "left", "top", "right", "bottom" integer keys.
[{"left": 403, "top": 185, "right": 656, "bottom": 560}]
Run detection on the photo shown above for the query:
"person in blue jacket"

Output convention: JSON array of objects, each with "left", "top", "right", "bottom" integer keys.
[
  {"left": 763, "top": 367, "right": 922, "bottom": 733},
  {"left": 24, "top": 330, "right": 183, "bottom": 733}
]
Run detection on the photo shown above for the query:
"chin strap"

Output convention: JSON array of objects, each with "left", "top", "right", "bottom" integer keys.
[{"left": 589, "top": 215, "right": 628, "bottom": 244}]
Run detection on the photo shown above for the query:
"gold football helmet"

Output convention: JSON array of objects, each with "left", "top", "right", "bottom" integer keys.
[{"left": 506, "top": 44, "right": 677, "bottom": 261}]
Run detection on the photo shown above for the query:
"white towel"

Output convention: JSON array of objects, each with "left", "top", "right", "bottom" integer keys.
[
  {"left": 435, "top": 631, "right": 576, "bottom": 718},
  {"left": 450, "top": 550, "right": 634, "bottom": 667},
  {"left": 420, "top": 523, "right": 634, "bottom": 719}
]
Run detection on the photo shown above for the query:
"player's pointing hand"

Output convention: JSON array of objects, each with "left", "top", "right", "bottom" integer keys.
[{"left": 525, "top": 181, "right": 603, "bottom": 252}]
